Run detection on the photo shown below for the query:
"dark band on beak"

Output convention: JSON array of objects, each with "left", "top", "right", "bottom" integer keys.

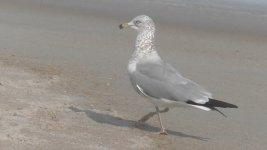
[
  {"left": 119, "top": 23, "right": 129, "bottom": 29},
  {"left": 119, "top": 24, "right": 123, "bottom": 29}
]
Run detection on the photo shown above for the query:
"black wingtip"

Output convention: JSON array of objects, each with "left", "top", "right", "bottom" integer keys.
[
  {"left": 186, "top": 99, "right": 238, "bottom": 109},
  {"left": 212, "top": 107, "right": 227, "bottom": 117},
  {"left": 186, "top": 99, "right": 237, "bottom": 117},
  {"left": 208, "top": 99, "right": 238, "bottom": 108}
]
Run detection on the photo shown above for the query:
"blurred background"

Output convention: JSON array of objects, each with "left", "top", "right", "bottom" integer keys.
[
  {"left": 0, "top": 1, "right": 266, "bottom": 149},
  {"left": 2, "top": 0, "right": 267, "bottom": 35}
]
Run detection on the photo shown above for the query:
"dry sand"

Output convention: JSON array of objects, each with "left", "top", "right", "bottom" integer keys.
[{"left": 0, "top": 1, "right": 267, "bottom": 150}]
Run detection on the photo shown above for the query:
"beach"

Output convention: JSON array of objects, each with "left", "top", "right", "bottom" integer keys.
[{"left": 0, "top": 0, "right": 267, "bottom": 149}]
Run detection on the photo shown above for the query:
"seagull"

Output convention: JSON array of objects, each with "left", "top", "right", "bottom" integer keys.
[{"left": 119, "top": 15, "right": 238, "bottom": 135}]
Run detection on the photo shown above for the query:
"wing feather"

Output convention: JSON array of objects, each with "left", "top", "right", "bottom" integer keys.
[{"left": 130, "top": 61, "right": 211, "bottom": 104}]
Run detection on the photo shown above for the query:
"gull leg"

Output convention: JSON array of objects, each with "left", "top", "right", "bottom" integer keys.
[
  {"left": 138, "top": 108, "right": 169, "bottom": 123},
  {"left": 155, "top": 106, "right": 168, "bottom": 135}
]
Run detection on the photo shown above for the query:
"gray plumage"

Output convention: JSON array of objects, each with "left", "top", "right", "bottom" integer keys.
[
  {"left": 130, "top": 61, "right": 212, "bottom": 104},
  {"left": 119, "top": 15, "right": 237, "bottom": 134}
]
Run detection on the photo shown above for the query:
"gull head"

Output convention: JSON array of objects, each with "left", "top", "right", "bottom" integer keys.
[{"left": 119, "top": 15, "right": 155, "bottom": 32}]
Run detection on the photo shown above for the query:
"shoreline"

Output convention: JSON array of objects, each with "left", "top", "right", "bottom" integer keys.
[
  {"left": 2, "top": 0, "right": 267, "bottom": 36},
  {"left": 0, "top": 1, "right": 267, "bottom": 149}
]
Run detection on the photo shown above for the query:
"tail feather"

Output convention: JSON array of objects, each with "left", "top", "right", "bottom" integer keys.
[
  {"left": 186, "top": 98, "right": 238, "bottom": 117},
  {"left": 212, "top": 107, "right": 227, "bottom": 117},
  {"left": 207, "top": 99, "right": 238, "bottom": 108}
]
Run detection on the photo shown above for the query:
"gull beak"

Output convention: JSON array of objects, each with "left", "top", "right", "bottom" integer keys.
[{"left": 119, "top": 22, "right": 130, "bottom": 29}]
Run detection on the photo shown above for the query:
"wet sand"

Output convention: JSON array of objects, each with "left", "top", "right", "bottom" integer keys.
[{"left": 0, "top": 1, "right": 267, "bottom": 150}]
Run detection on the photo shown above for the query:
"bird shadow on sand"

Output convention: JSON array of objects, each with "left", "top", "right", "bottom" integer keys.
[{"left": 69, "top": 106, "right": 208, "bottom": 141}]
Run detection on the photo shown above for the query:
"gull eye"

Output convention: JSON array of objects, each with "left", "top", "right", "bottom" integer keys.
[{"left": 134, "top": 20, "right": 142, "bottom": 25}]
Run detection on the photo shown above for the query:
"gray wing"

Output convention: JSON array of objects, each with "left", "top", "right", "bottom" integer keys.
[{"left": 130, "top": 61, "right": 212, "bottom": 104}]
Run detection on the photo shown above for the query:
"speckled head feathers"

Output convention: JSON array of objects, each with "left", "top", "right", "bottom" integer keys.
[
  {"left": 119, "top": 15, "right": 155, "bottom": 32},
  {"left": 130, "top": 15, "right": 155, "bottom": 32}
]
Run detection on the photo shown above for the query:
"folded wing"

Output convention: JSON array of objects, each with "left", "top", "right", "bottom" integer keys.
[{"left": 129, "top": 61, "right": 212, "bottom": 104}]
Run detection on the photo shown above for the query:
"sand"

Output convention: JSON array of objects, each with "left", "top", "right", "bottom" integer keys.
[{"left": 0, "top": 1, "right": 267, "bottom": 150}]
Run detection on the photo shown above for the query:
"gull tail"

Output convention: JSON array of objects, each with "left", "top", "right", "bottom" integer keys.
[
  {"left": 207, "top": 99, "right": 238, "bottom": 117},
  {"left": 186, "top": 99, "right": 238, "bottom": 117},
  {"left": 207, "top": 98, "right": 238, "bottom": 108}
]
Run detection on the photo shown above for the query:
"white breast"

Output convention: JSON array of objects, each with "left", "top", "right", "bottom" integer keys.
[{"left": 128, "top": 60, "right": 137, "bottom": 73}]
